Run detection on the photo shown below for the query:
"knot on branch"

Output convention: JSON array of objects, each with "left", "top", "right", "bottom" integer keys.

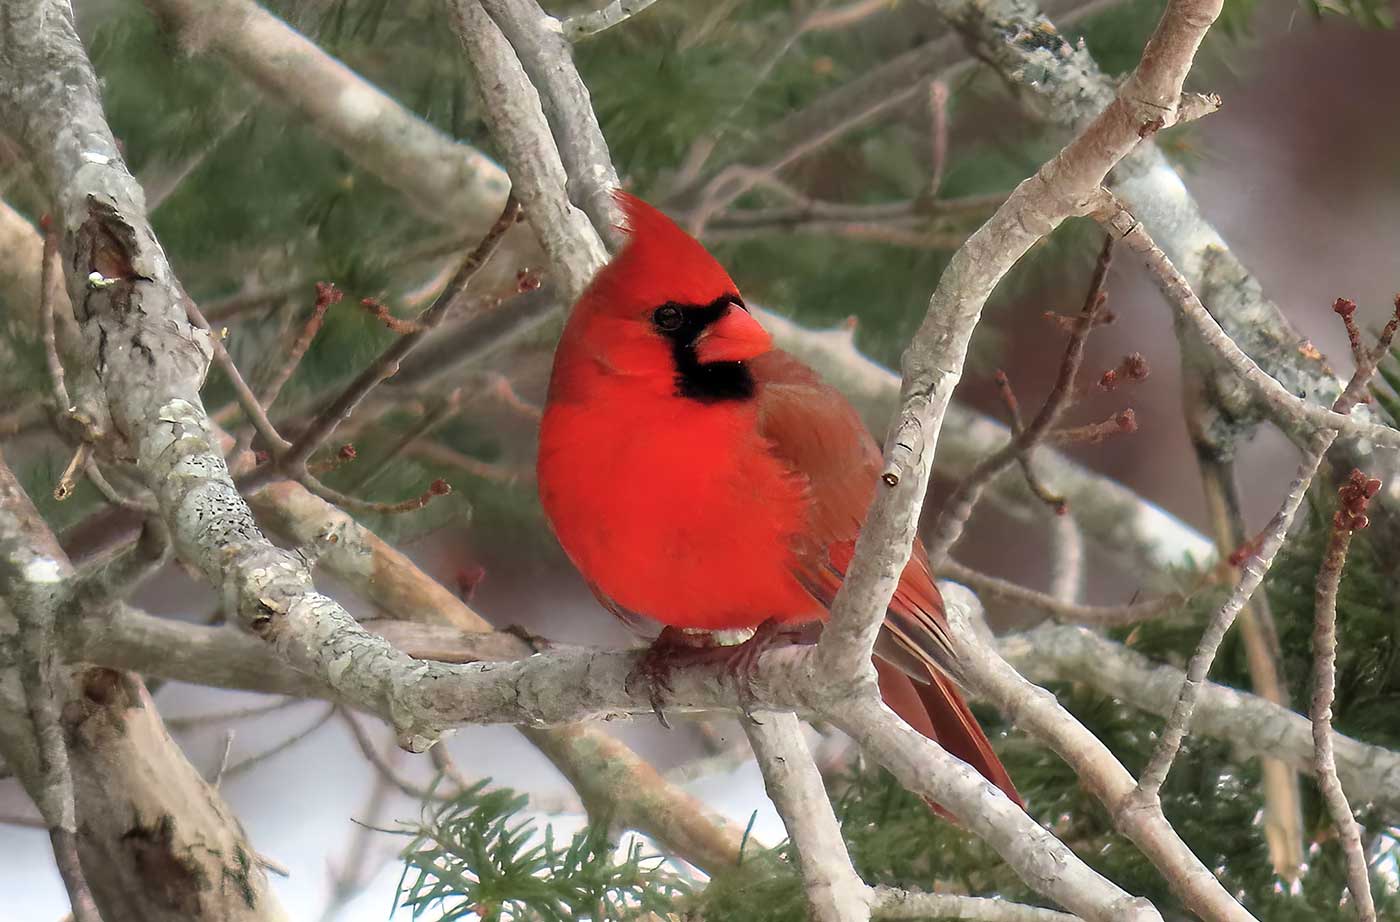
[
  {"left": 236, "top": 547, "right": 316, "bottom": 636},
  {"left": 75, "top": 196, "right": 151, "bottom": 322}
]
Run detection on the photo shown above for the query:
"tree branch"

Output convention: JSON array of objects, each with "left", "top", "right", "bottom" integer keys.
[
  {"left": 940, "top": 559, "right": 1185, "bottom": 627},
  {"left": 832, "top": 695, "right": 1158, "bottom": 922},
  {"left": 814, "top": 0, "right": 1226, "bottom": 682},
  {"left": 246, "top": 478, "right": 752, "bottom": 874},
  {"left": 746, "top": 713, "right": 871, "bottom": 922},
  {"left": 0, "top": 450, "right": 284, "bottom": 920},
  {"left": 937, "top": 585, "right": 1256, "bottom": 922},
  {"left": 72, "top": 599, "right": 1152, "bottom": 920},
  {"left": 481, "top": 0, "right": 622, "bottom": 241},
  {"left": 1094, "top": 192, "right": 1400, "bottom": 448},
  {"left": 1133, "top": 444, "right": 1326, "bottom": 799},
  {"left": 142, "top": 0, "right": 511, "bottom": 228},
  {"left": 0, "top": 450, "right": 100, "bottom": 922},
  {"left": 871, "top": 887, "right": 1080, "bottom": 922},
  {"left": 1310, "top": 470, "right": 1380, "bottom": 922},
  {"left": 448, "top": 0, "right": 608, "bottom": 298},
  {"left": 997, "top": 622, "right": 1400, "bottom": 818}
]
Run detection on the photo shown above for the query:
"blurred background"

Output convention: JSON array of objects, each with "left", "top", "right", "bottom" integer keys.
[{"left": 2, "top": 0, "right": 1399, "bottom": 918}]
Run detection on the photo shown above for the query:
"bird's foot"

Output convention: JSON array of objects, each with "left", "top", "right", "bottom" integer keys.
[
  {"left": 500, "top": 623, "right": 552, "bottom": 653},
  {"left": 625, "top": 621, "right": 801, "bottom": 727},
  {"left": 625, "top": 627, "right": 718, "bottom": 728},
  {"left": 722, "top": 619, "right": 800, "bottom": 719}
]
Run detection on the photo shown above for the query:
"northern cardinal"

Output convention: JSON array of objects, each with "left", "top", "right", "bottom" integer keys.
[{"left": 537, "top": 191, "right": 1020, "bottom": 808}]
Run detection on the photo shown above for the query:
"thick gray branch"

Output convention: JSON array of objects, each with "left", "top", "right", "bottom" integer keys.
[
  {"left": 142, "top": 0, "right": 510, "bottom": 229},
  {"left": 872, "top": 887, "right": 1080, "bottom": 921},
  {"left": 480, "top": 0, "right": 622, "bottom": 241},
  {"left": 448, "top": 0, "right": 608, "bottom": 297}
]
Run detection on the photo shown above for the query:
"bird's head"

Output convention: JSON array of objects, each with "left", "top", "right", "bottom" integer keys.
[{"left": 560, "top": 191, "right": 772, "bottom": 402}]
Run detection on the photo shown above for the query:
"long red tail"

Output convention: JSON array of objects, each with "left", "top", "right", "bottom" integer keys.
[{"left": 875, "top": 658, "right": 1023, "bottom": 810}]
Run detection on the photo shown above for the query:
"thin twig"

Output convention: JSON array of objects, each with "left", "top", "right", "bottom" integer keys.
[
  {"left": 1135, "top": 294, "right": 1400, "bottom": 798},
  {"left": 1047, "top": 512, "right": 1085, "bottom": 604},
  {"left": 221, "top": 706, "right": 336, "bottom": 780},
  {"left": 1135, "top": 440, "right": 1326, "bottom": 799},
  {"left": 1094, "top": 193, "right": 1400, "bottom": 448},
  {"left": 803, "top": 0, "right": 892, "bottom": 32},
  {"left": 703, "top": 220, "right": 971, "bottom": 251},
  {"left": 212, "top": 730, "right": 235, "bottom": 789},
  {"left": 185, "top": 300, "right": 292, "bottom": 454},
  {"left": 1193, "top": 451, "right": 1303, "bottom": 879},
  {"left": 301, "top": 473, "right": 453, "bottom": 516},
  {"left": 486, "top": 373, "right": 543, "bottom": 420},
  {"left": 358, "top": 297, "right": 424, "bottom": 334},
  {"left": 925, "top": 80, "right": 949, "bottom": 199},
  {"left": 164, "top": 697, "right": 302, "bottom": 731},
  {"left": 925, "top": 235, "right": 1115, "bottom": 564},
  {"left": 38, "top": 217, "right": 74, "bottom": 419},
  {"left": 402, "top": 442, "right": 518, "bottom": 483},
  {"left": 318, "top": 755, "right": 397, "bottom": 922},
  {"left": 941, "top": 559, "right": 1185, "bottom": 626},
  {"left": 84, "top": 463, "right": 156, "bottom": 513},
  {"left": 53, "top": 443, "right": 92, "bottom": 502},
  {"left": 1046, "top": 410, "right": 1138, "bottom": 445},
  {"left": 345, "top": 389, "right": 463, "bottom": 492},
  {"left": 428, "top": 743, "right": 474, "bottom": 791},
  {"left": 703, "top": 193, "right": 1005, "bottom": 230},
  {"left": 1310, "top": 469, "right": 1381, "bottom": 922},
  {"left": 339, "top": 709, "right": 454, "bottom": 802},
  {"left": 258, "top": 282, "right": 343, "bottom": 412},
  {"left": 276, "top": 197, "right": 520, "bottom": 476}
]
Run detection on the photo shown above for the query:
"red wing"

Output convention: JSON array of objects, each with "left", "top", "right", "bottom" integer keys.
[
  {"left": 752, "top": 350, "right": 1022, "bottom": 808},
  {"left": 750, "top": 351, "right": 957, "bottom": 676}
]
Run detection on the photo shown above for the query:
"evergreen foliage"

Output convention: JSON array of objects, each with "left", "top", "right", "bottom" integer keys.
[
  {"left": 1, "top": 1, "right": 1396, "bottom": 919},
  {"left": 397, "top": 782, "right": 694, "bottom": 920}
]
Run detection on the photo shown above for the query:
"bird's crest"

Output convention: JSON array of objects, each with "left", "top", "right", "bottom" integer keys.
[{"left": 589, "top": 191, "right": 740, "bottom": 312}]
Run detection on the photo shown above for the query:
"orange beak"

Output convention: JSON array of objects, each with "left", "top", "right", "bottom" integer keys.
[{"left": 694, "top": 304, "right": 771, "bottom": 364}]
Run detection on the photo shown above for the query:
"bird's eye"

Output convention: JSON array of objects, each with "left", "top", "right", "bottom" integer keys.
[{"left": 652, "top": 305, "right": 684, "bottom": 332}]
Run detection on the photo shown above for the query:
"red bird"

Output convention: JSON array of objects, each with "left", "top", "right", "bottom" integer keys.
[{"left": 537, "top": 191, "right": 1020, "bottom": 808}]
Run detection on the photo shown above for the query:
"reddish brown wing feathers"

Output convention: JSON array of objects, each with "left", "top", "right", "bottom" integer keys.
[{"left": 751, "top": 350, "right": 1022, "bottom": 808}]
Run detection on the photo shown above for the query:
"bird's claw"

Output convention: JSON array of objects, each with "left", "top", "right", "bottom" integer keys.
[
  {"left": 625, "top": 644, "right": 680, "bottom": 728},
  {"left": 626, "top": 622, "right": 799, "bottom": 727},
  {"left": 501, "top": 623, "right": 552, "bottom": 653}
]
